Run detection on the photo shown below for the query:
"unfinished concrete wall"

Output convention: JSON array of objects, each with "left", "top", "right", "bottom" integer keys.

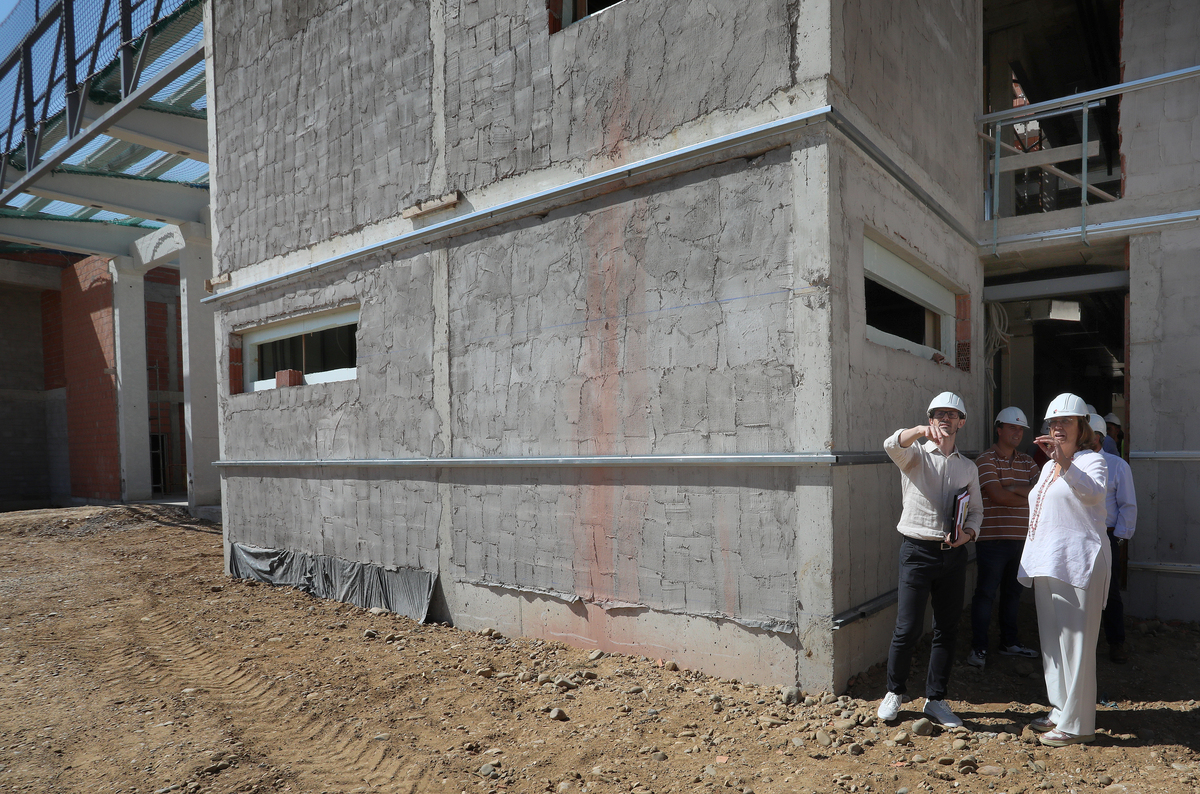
[
  {"left": 443, "top": 146, "right": 832, "bottom": 685},
  {"left": 1118, "top": 0, "right": 1200, "bottom": 620},
  {"left": 1127, "top": 227, "right": 1200, "bottom": 620},
  {"left": 443, "top": 0, "right": 801, "bottom": 189},
  {"left": 1120, "top": 0, "right": 1200, "bottom": 213},
  {"left": 209, "top": 0, "right": 435, "bottom": 273},
  {"left": 825, "top": 132, "right": 985, "bottom": 686},
  {"left": 221, "top": 249, "right": 442, "bottom": 571},
  {"left": 217, "top": 142, "right": 841, "bottom": 689},
  {"left": 0, "top": 286, "right": 51, "bottom": 509},
  {"left": 831, "top": 0, "right": 982, "bottom": 218}
]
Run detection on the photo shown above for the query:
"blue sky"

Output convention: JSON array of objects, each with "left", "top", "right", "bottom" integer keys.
[{"left": 0, "top": 0, "right": 17, "bottom": 25}]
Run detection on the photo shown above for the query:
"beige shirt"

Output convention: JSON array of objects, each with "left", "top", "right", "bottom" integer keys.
[{"left": 884, "top": 429, "right": 984, "bottom": 542}]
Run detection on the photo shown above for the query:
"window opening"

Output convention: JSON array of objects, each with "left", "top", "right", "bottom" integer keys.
[
  {"left": 240, "top": 306, "right": 360, "bottom": 392},
  {"left": 256, "top": 324, "right": 357, "bottom": 382},
  {"left": 865, "top": 278, "right": 941, "bottom": 350},
  {"left": 548, "top": 0, "right": 624, "bottom": 33},
  {"left": 862, "top": 236, "right": 958, "bottom": 361}
]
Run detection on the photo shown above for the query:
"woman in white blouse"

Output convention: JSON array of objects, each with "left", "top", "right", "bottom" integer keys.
[{"left": 1017, "top": 393, "right": 1110, "bottom": 747}]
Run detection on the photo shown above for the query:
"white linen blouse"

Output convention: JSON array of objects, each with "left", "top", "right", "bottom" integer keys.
[{"left": 1017, "top": 449, "right": 1111, "bottom": 593}]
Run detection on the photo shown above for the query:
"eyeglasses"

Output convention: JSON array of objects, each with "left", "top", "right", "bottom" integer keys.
[
  {"left": 930, "top": 410, "right": 962, "bottom": 420},
  {"left": 1047, "top": 418, "right": 1075, "bottom": 428}
]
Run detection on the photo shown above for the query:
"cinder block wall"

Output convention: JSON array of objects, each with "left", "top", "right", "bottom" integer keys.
[{"left": 62, "top": 256, "right": 121, "bottom": 501}]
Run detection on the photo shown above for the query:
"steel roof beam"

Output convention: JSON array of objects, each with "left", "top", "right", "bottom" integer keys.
[
  {"left": 5, "top": 168, "right": 208, "bottom": 224},
  {"left": 81, "top": 103, "right": 208, "bottom": 163},
  {"left": 0, "top": 216, "right": 147, "bottom": 257},
  {"left": 0, "top": 39, "right": 204, "bottom": 208}
]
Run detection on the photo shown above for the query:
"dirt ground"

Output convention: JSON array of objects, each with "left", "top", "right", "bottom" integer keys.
[{"left": 1, "top": 506, "right": 1198, "bottom": 794}]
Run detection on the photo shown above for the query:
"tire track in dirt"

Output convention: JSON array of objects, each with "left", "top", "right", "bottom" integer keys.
[{"left": 117, "top": 610, "right": 431, "bottom": 791}]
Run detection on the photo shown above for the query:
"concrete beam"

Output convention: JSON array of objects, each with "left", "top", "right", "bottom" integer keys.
[
  {"left": 0, "top": 257, "right": 61, "bottom": 290},
  {"left": 130, "top": 221, "right": 210, "bottom": 271},
  {"left": 15, "top": 169, "right": 209, "bottom": 226},
  {"left": 0, "top": 217, "right": 147, "bottom": 258},
  {"left": 982, "top": 270, "right": 1130, "bottom": 303},
  {"left": 81, "top": 104, "right": 208, "bottom": 164},
  {"left": 110, "top": 258, "right": 152, "bottom": 501}
]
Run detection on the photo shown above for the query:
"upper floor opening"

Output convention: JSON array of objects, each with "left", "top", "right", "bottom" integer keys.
[{"left": 983, "top": 0, "right": 1121, "bottom": 220}]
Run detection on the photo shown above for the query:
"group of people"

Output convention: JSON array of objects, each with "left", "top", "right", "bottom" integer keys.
[{"left": 876, "top": 391, "right": 1137, "bottom": 748}]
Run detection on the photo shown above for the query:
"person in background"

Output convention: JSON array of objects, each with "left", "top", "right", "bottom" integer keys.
[
  {"left": 1089, "top": 414, "right": 1137, "bottom": 663},
  {"left": 1103, "top": 413, "right": 1123, "bottom": 456},
  {"left": 1018, "top": 393, "right": 1109, "bottom": 747},
  {"left": 968, "top": 407, "right": 1042, "bottom": 669},
  {"left": 877, "top": 392, "right": 983, "bottom": 729}
]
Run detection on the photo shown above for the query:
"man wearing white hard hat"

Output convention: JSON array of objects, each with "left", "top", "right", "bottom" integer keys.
[
  {"left": 877, "top": 391, "right": 983, "bottom": 729},
  {"left": 1088, "top": 414, "right": 1137, "bottom": 663},
  {"left": 1018, "top": 393, "right": 1110, "bottom": 747},
  {"left": 1102, "top": 413, "right": 1122, "bottom": 456},
  {"left": 967, "top": 407, "right": 1041, "bottom": 670}
]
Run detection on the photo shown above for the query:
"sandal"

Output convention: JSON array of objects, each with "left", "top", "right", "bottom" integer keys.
[{"left": 1039, "top": 729, "right": 1095, "bottom": 747}]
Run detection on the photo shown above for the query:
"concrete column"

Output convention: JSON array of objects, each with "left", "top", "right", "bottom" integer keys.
[
  {"left": 179, "top": 238, "right": 220, "bottom": 510},
  {"left": 110, "top": 258, "right": 152, "bottom": 501}
]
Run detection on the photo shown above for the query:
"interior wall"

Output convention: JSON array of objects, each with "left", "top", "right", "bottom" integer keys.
[{"left": 0, "top": 285, "right": 50, "bottom": 509}]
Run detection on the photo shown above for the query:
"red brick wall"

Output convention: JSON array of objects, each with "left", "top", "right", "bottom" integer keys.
[
  {"left": 61, "top": 256, "right": 121, "bottom": 501},
  {"left": 145, "top": 289, "right": 187, "bottom": 492},
  {"left": 41, "top": 289, "right": 65, "bottom": 390}
]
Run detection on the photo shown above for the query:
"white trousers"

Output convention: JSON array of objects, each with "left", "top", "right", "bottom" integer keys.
[{"left": 1033, "top": 557, "right": 1107, "bottom": 737}]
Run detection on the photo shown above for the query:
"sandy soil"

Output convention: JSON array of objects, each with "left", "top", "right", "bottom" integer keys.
[{"left": 1, "top": 505, "right": 1198, "bottom": 794}]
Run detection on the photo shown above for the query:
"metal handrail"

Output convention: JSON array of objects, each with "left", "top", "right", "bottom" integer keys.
[{"left": 979, "top": 63, "right": 1200, "bottom": 124}]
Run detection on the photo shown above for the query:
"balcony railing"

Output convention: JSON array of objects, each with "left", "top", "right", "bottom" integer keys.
[{"left": 979, "top": 64, "right": 1200, "bottom": 250}]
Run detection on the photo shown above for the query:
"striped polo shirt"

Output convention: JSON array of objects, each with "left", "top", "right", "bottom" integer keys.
[{"left": 975, "top": 446, "right": 1041, "bottom": 541}]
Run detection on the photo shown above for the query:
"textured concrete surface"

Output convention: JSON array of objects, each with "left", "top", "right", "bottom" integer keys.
[
  {"left": 210, "top": 0, "right": 435, "bottom": 273},
  {"left": 832, "top": 0, "right": 981, "bottom": 221},
  {"left": 443, "top": 0, "right": 795, "bottom": 191},
  {"left": 1128, "top": 227, "right": 1200, "bottom": 620}
]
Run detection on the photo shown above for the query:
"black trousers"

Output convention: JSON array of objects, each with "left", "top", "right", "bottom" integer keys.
[
  {"left": 1102, "top": 531, "right": 1125, "bottom": 646},
  {"left": 887, "top": 536, "right": 968, "bottom": 701}
]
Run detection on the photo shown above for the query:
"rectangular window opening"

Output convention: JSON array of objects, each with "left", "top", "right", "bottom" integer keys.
[
  {"left": 863, "top": 236, "right": 958, "bottom": 361},
  {"left": 240, "top": 306, "right": 360, "bottom": 393}
]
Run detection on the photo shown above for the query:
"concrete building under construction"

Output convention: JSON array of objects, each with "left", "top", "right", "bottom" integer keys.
[{"left": 1, "top": 0, "right": 1198, "bottom": 692}]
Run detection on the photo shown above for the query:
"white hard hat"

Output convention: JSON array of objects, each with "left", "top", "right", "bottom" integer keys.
[
  {"left": 1044, "top": 393, "right": 1088, "bottom": 419},
  {"left": 1088, "top": 413, "right": 1107, "bottom": 434},
  {"left": 995, "top": 406, "right": 1029, "bottom": 428},
  {"left": 927, "top": 391, "right": 967, "bottom": 417},
  {"left": 1085, "top": 403, "right": 1098, "bottom": 415},
  {"left": 1104, "top": 412, "right": 1122, "bottom": 426}
]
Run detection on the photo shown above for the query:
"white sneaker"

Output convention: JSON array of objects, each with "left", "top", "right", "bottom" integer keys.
[
  {"left": 967, "top": 649, "right": 987, "bottom": 668},
  {"left": 923, "top": 699, "right": 963, "bottom": 728},
  {"left": 999, "top": 644, "right": 1040, "bottom": 658},
  {"left": 877, "top": 691, "right": 902, "bottom": 722}
]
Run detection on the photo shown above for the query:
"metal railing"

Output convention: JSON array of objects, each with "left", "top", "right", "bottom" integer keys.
[{"left": 979, "top": 64, "right": 1200, "bottom": 250}]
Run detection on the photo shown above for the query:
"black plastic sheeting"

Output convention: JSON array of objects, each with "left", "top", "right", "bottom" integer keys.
[{"left": 228, "top": 543, "right": 436, "bottom": 623}]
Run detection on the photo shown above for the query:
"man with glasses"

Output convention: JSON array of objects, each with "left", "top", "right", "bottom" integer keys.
[{"left": 877, "top": 392, "right": 983, "bottom": 729}]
